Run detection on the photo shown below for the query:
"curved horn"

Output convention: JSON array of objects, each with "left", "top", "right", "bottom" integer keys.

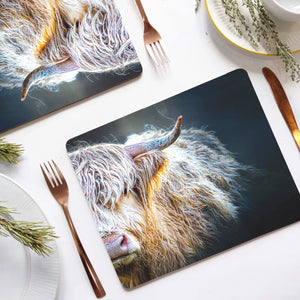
[
  {"left": 21, "top": 58, "right": 79, "bottom": 101},
  {"left": 125, "top": 116, "right": 182, "bottom": 158}
]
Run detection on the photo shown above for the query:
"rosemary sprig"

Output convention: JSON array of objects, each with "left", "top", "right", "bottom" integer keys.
[
  {"left": 0, "top": 138, "right": 24, "bottom": 163},
  {"left": 0, "top": 205, "right": 57, "bottom": 256},
  {"left": 195, "top": 0, "right": 201, "bottom": 12},
  {"left": 221, "top": 0, "right": 300, "bottom": 81},
  {"left": 196, "top": 0, "right": 300, "bottom": 81}
]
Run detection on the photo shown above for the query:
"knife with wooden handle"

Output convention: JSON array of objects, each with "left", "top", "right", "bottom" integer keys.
[{"left": 262, "top": 67, "right": 300, "bottom": 152}]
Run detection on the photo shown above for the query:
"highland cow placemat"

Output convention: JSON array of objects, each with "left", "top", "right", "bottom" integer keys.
[
  {"left": 0, "top": 0, "right": 142, "bottom": 133},
  {"left": 66, "top": 69, "right": 300, "bottom": 289}
]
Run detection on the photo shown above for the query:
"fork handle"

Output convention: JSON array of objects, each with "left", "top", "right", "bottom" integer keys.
[
  {"left": 134, "top": 0, "right": 150, "bottom": 24},
  {"left": 62, "top": 205, "right": 106, "bottom": 298}
]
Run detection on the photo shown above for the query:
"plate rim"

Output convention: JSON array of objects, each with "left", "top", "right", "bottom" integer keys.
[
  {"left": 0, "top": 173, "right": 60, "bottom": 300},
  {"left": 204, "top": 0, "right": 300, "bottom": 56}
]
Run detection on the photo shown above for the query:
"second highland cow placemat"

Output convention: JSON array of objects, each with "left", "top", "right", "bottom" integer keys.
[
  {"left": 66, "top": 69, "right": 300, "bottom": 289},
  {"left": 0, "top": 0, "right": 142, "bottom": 133}
]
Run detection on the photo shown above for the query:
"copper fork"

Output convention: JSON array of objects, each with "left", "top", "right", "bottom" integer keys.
[
  {"left": 40, "top": 160, "right": 106, "bottom": 298},
  {"left": 134, "top": 0, "right": 169, "bottom": 65}
]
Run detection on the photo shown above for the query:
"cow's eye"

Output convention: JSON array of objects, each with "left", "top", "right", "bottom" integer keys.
[{"left": 123, "top": 188, "right": 128, "bottom": 195}]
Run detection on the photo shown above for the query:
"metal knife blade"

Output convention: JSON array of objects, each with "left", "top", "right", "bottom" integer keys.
[{"left": 262, "top": 67, "right": 300, "bottom": 152}]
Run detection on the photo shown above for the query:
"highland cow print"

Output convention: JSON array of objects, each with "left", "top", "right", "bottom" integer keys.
[
  {"left": 0, "top": 0, "right": 141, "bottom": 133},
  {"left": 0, "top": 0, "right": 138, "bottom": 100},
  {"left": 66, "top": 70, "right": 300, "bottom": 289}
]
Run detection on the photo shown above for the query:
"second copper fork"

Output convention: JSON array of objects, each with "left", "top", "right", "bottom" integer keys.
[
  {"left": 40, "top": 160, "right": 106, "bottom": 298},
  {"left": 134, "top": 0, "right": 169, "bottom": 65}
]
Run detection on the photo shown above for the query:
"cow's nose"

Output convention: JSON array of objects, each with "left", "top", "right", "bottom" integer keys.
[{"left": 103, "top": 233, "right": 140, "bottom": 260}]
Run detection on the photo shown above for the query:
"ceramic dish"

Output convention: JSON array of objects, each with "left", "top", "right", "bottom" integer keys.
[
  {"left": 0, "top": 174, "right": 59, "bottom": 300},
  {"left": 205, "top": 0, "right": 300, "bottom": 55},
  {"left": 262, "top": 0, "right": 300, "bottom": 22}
]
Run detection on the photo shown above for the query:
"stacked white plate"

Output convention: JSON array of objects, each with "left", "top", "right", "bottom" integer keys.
[{"left": 0, "top": 174, "right": 59, "bottom": 300}]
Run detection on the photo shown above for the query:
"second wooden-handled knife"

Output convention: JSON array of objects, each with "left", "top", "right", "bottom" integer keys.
[{"left": 262, "top": 67, "right": 300, "bottom": 152}]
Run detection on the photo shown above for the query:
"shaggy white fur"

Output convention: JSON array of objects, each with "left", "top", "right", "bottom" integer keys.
[{"left": 0, "top": 0, "right": 138, "bottom": 90}]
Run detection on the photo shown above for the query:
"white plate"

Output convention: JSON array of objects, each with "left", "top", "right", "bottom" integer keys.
[
  {"left": 0, "top": 174, "right": 59, "bottom": 300},
  {"left": 205, "top": 0, "right": 300, "bottom": 55}
]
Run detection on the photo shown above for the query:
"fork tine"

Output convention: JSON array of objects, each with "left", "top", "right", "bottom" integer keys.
[
  {"left": 151, "top": 43, "right": 164, "bottom": 65},
  {"left": 146, "top": 41, "right": 169, "bottom": 65},
  {"left": 45, "top": 161, "right": 60, "bottom": 186},
  {"left": 52, "top": 160, "right": 67, "bottom": 186},
  {"left": 157, "top": 40, "right": 170, "bottom": 62},
  {"left": 48, "top": 160, "right": 63, "bottom": 185},
  {"left": 146, "top": 44, "right": 159, "bottom": 65},
  {"left": 40, "top": 163, "right": 55, "bottom": 190}
]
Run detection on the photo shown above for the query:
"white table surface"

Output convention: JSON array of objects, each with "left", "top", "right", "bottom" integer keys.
[{"left": 1, "top": 0, "right": 300, "bottom": 299}]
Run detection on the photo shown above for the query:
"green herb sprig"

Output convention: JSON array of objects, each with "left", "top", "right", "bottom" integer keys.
[
  {"left": 0, "top": 138, "right": 24, "bottom": 163},
  {"left": 222, "top": 0, "right": 300, "bottom": 81},
  {"left": 0, "top": 204, "right": 57, "bottom": 256},
  {"left": 196, "top": 0, "right": 300, "bottom": 81},
  {"left": 195, "top": 0, "right": 201, "bottom": 11}
]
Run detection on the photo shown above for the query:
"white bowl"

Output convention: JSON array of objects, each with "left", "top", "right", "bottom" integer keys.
[{"left": 262, "top": 0, "right": 300, "bottom": 22}]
